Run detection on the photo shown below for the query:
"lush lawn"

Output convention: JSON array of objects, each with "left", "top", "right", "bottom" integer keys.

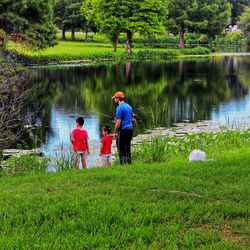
[
  {"left": 8, "top": 40, "right": 123, "bottom": 56},
  {"left": 0, "top": 147, "right": 249, "bottom": 249},
  {"left": 9, "top": 39, "right": 167, "bottom": 57},
  {"left": 8, "top": 40, "right": 210, "bottom": 64}
]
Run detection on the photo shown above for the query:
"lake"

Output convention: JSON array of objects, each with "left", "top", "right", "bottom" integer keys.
[{"left": 29, "top": 56, "right": 250, "bottom": 166}]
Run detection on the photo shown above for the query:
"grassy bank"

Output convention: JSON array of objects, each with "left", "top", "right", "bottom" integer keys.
[
  {"left": 8, "top": 40, "right": 211, "bottom": 65},
  {"left": 0, "top": 145, "right": 249, "bottom": 249}
]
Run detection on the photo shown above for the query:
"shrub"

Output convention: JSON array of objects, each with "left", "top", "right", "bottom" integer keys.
[
  {"left": 0, "top": 29, "right": 8, "bottom": 50},
  {"left": 133, "top": 129, "right": 250, "bottom": 163},
  {"left": 212, "top": 32, "right": 246, "bottom": 47},
  {"left": 4, "top": 155, "right": 49, "bottom": 176},
  {"left": 119, "top": 36, "right": 178, "bottom": 48}
]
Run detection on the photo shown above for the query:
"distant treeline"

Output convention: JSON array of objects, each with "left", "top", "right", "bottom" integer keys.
[{"left": 0, "top": 0, "right": 250, "bottom": 51}]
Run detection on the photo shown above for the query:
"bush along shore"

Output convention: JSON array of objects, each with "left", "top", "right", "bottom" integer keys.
[
  {"left": 9, "top": 46, "right": 211, "bottom": 65},
  {"left": 1, "top": 121, "right": 250, "bottom": 174}
]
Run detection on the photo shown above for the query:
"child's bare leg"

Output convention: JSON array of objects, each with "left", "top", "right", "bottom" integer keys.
[
  {"left": 75, "top": 159, "right": 80, "bottom": 169},
  {"left": 107, "top": 156, "right": 112, "bottom": 166},
  {"left": 101, "top": 157, "right": 107, "bottom": 167},
  {"left": 82, "top": 159, "right": 86, "bottom": 169}
]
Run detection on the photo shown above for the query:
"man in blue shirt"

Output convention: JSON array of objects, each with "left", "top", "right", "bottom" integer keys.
[{"left": 112, "top": 91, "right": 133, "bottom": 165}]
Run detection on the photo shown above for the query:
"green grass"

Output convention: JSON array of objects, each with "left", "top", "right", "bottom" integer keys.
[
  {"left": 8, "top": 40, "right": 120, "bottom": 56},
  {"left": 0, "top": 147, "right": 249, "bottom": 249},
  {"left": 8, "top": 40, "right": 211, "bottom": 64}
]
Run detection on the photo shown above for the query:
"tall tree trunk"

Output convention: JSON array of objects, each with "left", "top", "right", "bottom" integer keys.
[
  {"left": 126, "top": 31, "right": 132, "bottom": 54},
  {"left": 71, "top": 29, "right": 75, "bottom": 41},
  {"left": 85, "top": 30, "right": 88, "bottom": 41},
  {"left": 62, "top": 26, "right": 66, "bottom": 40},
  {"left": 113, "top": 36, "right": 118, "bottom": 52},
  {"left": 178, "top": 30, "right": 185, "bottom": 49}
]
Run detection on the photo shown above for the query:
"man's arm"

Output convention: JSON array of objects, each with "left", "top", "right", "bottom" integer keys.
[{"left": 114, "top": 119, "right": 121, "bottom": 138}]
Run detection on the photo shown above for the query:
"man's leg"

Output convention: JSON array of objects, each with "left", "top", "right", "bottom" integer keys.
[
  {"left": 126, "top": 129, "right": 133, "bottom": 164},
  {"left": 119, "top": 129, "right": 133, "bottom": 165},
  {"left": 124, "top": 129, "right": 133, "bottom": 164},
  {"left": 118, "top": 130, "right": 127, "bottom": 165}
]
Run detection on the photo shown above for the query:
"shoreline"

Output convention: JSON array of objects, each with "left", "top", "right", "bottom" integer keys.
[
  {"left": 9, "top": 46, "right": 212, "bottom": 66},
  {"left": 24, "top": 52, "right": 250, "bottom": 67},
  {"left": 112, "top": 119, "right": 250, "bottom": 154}
]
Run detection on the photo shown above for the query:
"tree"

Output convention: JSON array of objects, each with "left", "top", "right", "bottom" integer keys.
[
  {"left": 53, "top": 0, "right": 68, "bottom": 40},
  {"left": 228, "top": 0, "right": 250, "bottom": 25},
  {"left": 81, "top": 0, "right": 98, "bottom": 41},
  {"left": 166, "top": 0, "right": 231, "bottom": 48},
  {"left": 96, "top": 0, "right": 167, "bottom": 53},
  {"left": 54, "top": 0, "right": 86, "bottom": 41},
  {"left": 192, "top": 0, "right": 231, "bottom": 38},
  {"left": 64, "top": 1, "right": 86, "bottom": 40},
  {"left": 166, "top": 0, "right": 193, "bottom": 48},
  {"left": 238, "top": 7, "right": 250, "bottom": 46},
  {"left": 96, "top": 0, "right": 125, "bottom": 51},
  {"left": 0, "top": 0, "right": 57, "bottom": 49}
]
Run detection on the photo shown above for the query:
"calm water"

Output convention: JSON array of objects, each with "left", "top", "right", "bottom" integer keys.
[{"left": 29, "top": 56, "right": 250, "bottom": 166}]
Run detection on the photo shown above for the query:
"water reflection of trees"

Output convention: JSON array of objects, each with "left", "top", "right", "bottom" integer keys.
[{"left": 31, "top": 57, "right": 250, "bottom": 136}]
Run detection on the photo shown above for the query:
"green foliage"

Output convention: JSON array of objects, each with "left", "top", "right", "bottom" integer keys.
[
  {"left": 55, "top": 31, "right": 246, "bottom": 47},
  {"left": 134, "top": 129, "right": 250, "bottom": 163},
  {"left": 9, "top": 41, "right": 210, "bottom": 64},
  {"left": 191, "top": 0, "right": 231, "bottom": 38},
  {"left": 54, "top": 0, "right": 89, "bottom": 42},
  {"left": 65, "top": 1, "right": 86, "bottom": 30},
  {"left": 166, "top": 0, "right": 192, "bottom": 36},
  {"left": 96, "top": 0, "right": 167, "bottom": 51},
  {"left": 53, "top": 0, "right": 67, "bottom": 30},
  {"left": 228, "top": 0, "right": 250, "bottom": 24},
  {"left": 213, "top": 32, "right": 246, "bottom": 46},
  {"left": 4, "top": 155, "right": 49, "bottom": 176},
  {"left": 184, "top": 32, "right": 246, "bottom": 47},
  {"left": 49, "top": 151, "right": 76, "bottom": 172},
  {"left": 0, "top": 29, "right": 8, "bottom": 50},
  {"left": 238, "top": 7, "right": 250, "bottom": 45},
  {"left": 95, "top": 0, "right": 124, "bottom": 49},
  {"left": 81, "top": 0, "right": 98, "bottom": 32},
  {"left": 119, "top": 36, "right": 178, "bottom": 48},
  {"left": 166, "top": 0, "right": 231, "bottom": 47},
  {"left": 0, "top": 0, "right": 57, "bottom": 49}
]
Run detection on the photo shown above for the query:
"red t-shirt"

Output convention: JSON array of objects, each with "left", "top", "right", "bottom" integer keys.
[
  {"left": 71, "top": 128, "right": 89, "bottom": 152},
  {"left": 101, "top": 135, "right": 112, "bottom": 155}
]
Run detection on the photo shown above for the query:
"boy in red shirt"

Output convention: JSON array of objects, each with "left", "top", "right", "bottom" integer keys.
[
  {"left": 71, "top": 117, "right": 90, "bottom": 169},
  {"left": 100, "top": 126, "right": 112, "bottom": 166}
]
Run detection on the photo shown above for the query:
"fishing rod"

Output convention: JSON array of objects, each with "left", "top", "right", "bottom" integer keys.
[
  {"left": 70, "top": 110, "right": 138, "bottom": 124},
  {"left": 93, "top": 111, "right": 114, "bottom": 121}
]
